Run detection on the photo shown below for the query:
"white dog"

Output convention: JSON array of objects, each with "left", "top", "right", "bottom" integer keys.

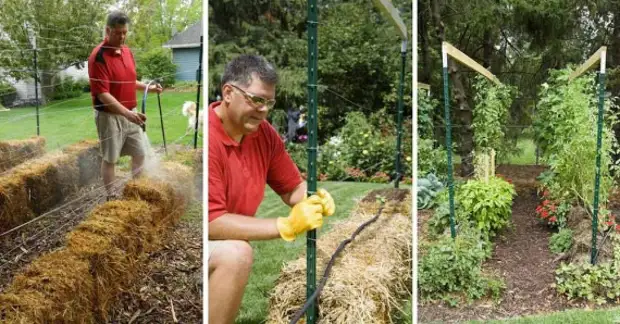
[{"left": 182, "top": 101, "right": 204, "bottom": 135}]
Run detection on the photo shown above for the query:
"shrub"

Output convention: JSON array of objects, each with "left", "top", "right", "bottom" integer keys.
[
  {"left": 457, "top": 177, "right": 516, "bottom": 237},
  {"left": 0, "top": 80, "right": 17, "bottom": 106},
  {"left": 51, "top": 76, "right": 88, "bottom": 100},
  {"left": 136, "top": 48, "right": 178, "bottom": 87},
  {"left": 418, "top": 138, "right": 448, "bottom": 178},
  {"left": 369, "top": 171, "right": 390, "bottom": 183},
  {"left": 549, "top": 228, "right": 573, "bottom": 254},
  {"left": 418, "top": 224, "right": 504, "bottom": 304}
]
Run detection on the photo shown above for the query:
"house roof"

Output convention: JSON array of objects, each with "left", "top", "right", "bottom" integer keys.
[{"left": 163, "top": 21, "right": 202, "bottom": 49}]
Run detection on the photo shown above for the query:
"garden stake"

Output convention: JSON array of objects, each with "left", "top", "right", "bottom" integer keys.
[
  {"left": 194, "top": 35, "right": 203, "bottom": 150},
  {"left": 591, "top": 55, "right": 606, "bottom": 265},
  {"left": 394, "top": 40, "right": 406, "bottom": 188},
  {"left": 442, "top": 44, "right": 456, "bottom": 238},
  {"left": 306, "top": 0, "right": 319, "bottom": 322}
]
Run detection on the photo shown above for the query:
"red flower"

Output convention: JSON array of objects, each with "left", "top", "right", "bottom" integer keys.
[
  {"left": 536, "top": 205, "right": 543, "bottom": 213},
  {"left": 550, "top": 216, "right": 557, "bottom": 222},
  {"left": 543, "top": 190, "right": 550, "bottom": 197},
  {"left": 606, "top": 221, "right": 614, "bottom": 226},
  {"left": 542, "top": 200, "right": 550, "bottom": 206},
  {"left": 541, "top": 210, "right": 549, "bottom": 218},
  {"left": 616, "top": 224, "right": 620, "bottom": 232}
]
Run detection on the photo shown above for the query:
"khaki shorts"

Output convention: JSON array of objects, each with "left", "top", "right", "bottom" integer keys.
[
  {"left": 95, "top": 109, "right": 146, "bottom": 163},
  {"left": 208, "top": 240, "right": 221, "bottom": 261}
]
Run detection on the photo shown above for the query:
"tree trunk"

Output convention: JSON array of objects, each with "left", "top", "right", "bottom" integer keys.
[
  {"left": 448, "top": 60, "right": 475, "bottom": 177},
  {"left": 419, "top": 0, "right": 431, "bottom": 83}
]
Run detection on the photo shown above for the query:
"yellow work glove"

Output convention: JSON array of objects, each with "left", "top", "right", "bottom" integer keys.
[
  {"left": 277, "top": 195, "right": 324, "bottom": 242},
  {"left": 316, "top": 188, "right": 336, "bottom": 216}
]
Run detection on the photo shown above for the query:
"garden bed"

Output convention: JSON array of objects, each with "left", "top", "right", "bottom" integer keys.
[
  {"left": 418, "top": 164, "right": 617, "bottom": 323},
  {"left": 268, "top": 188, "right": 411, "bottom": 323}
]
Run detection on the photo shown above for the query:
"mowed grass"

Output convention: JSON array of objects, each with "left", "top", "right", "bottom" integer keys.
[
  {"left": 471, "top": 307, "right": 620, "bottom": 323},
  {"left": 451, "top": 138, "right": 539, "bottom": 166},
  {"left": 236, "top": 181, "right": 406, "bottom": 324},
  {"left": 0, "top": 91, "right": 202, "bottom": 150}
]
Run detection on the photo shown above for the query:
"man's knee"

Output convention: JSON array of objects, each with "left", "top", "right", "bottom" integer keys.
[{"left": 210, "top": 240, "right": 253, "bottom": 274}]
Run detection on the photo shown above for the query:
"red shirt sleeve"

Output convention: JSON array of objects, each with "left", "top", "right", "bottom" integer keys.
[
  {"left": 266, "top": 124, "right": 303, "bottom": 195},
  {"left": 208, "top": 143, "right": 228, "bottom": 222},
  {"left": 89, "top": 58, "right": 110, "bottom": 96}
]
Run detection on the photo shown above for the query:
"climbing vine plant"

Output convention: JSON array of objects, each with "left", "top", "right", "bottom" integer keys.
[
  {"left": 533, "top": 68, "right": 619, "bottom": 208},
  {"left": 472, "top": 75, "right": 514, "bottom": 154}
]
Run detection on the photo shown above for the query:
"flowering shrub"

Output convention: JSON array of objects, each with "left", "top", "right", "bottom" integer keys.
[
  {"left": 535, "top": 192, "right": 571, "bottom": 229},
  {"left": 369, "top": 171, "right": 390, "bottom": 183},
  {"left": 345, "top": 167, "right": 367, "bottom": 181}
]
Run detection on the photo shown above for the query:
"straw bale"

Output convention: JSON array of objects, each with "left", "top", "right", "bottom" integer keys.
[
  {"left": 123, "top": 178, "right": 177, "bottom": 228},
  {"left": 127, "top": 161, "right": 194, "bottom": 226},
  {"left": 0, "top": 248, "right": 95, "bottom": 323},
  {"left": 0, "top": 153, "right": 79, "bottom": 232},
  {"left": 267, "top": 196, "right": 412, "bottom": 324},
  {"left": 0, "top": 137, "right": 46, "bottom": 172},
  {"left": 62, "top": 140, "right": 101, "bottom": 186},
  {"left": 66, "top": 200, "right": 153, "bottom": 320}
]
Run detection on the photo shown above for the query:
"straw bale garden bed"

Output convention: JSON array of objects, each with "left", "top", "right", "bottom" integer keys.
[{"left": 0, "top": 136, "right": 203, "bottom": 323}]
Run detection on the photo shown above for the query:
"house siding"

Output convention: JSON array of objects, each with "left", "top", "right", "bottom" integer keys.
[{"left": 172, "top": 47, "right": 200, "bottom": 81}]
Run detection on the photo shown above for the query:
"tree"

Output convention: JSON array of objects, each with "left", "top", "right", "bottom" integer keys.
[
  {"left": 0, "top": 0, "right": 115, "bottom": 102},
  {"left": 208, "top": 0, "right": 412, "bottom": 141}
]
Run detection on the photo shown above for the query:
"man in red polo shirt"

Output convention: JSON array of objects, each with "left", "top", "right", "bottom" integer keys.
[
  {"left": 208, "top": 54, "right": 336, "bottom": 324},
  {"left": 88, "top": 10, "right": 162, "bottom": 199}
]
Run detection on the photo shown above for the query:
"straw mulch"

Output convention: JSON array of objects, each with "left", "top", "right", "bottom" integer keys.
[
  {"left": 0, "top": 161, "right": 195, "bottom": 323},
  {"left": 0, "top": 137, "right": 46, "bottom": 173},
  {"left": 268, "top": 190, "right": 412, "bottom": 324},
  {"left": 0, "top": 141, "right": 100, "bottom": 233},
  {"left": 0, "top": 248, "right": 95, "bottom": 323}
]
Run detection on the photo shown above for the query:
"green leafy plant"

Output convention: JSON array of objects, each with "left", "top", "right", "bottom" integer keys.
[
  {"left": 555, "top": 236, "right": 620, "bottom": 304},
  {"left": 533, "top": 68, "right": 619, "bottom": 209},
  {"left": 417, "top": 173, "right": 444, "bottom": 210},
  {"left": 457, "top": 176, "right": 516, "bottom": 236},
  {"left": 418, "top": 138, "right": 448, "bottom": 178},
  {"left": 549, "top": 228, "right": 573, "bottom": 254},
  {"left": 472, "top": 75, "right": 515, "bottom": 154},
  {"left": 418, "top": 224, "right": 504, "bottom": 304},
  {"left": 51, "top": 76, "right": 88, "bottom": 100},
  {"left": 136, "top": 48, "right": 178, "bottom": 87}
]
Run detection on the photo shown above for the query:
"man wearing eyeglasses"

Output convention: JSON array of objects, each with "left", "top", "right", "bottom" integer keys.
[{"left": 208, "top": 54, "right": 336, "bottom": 324}]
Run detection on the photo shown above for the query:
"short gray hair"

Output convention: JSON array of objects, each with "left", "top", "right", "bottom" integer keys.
[
  {"left": 106, "top": 10, "right": 130, "bottom": 27},
  {"left": 221, "top": 54, "right": 278, "bottom": 88}
]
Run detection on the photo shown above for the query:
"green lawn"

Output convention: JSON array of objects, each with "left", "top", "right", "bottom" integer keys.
[
  {"left": 471, "top": 307, "right": 620, "bottom": 323},
  {"left": 235, "top": 181, "right": 410, "bottom": 324},
  {"left": 0, "top": 91, "right": 202, "bottom": 150},
  {"left": 451, "top": 138, "right": 539, "bottom": 166}
]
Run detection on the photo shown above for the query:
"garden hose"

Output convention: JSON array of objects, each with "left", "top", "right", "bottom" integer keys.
[
  {"left": 289, "top": 202, "right": 386, "bottom": 324},
  {"left": 141, "top": 79, "right": 160, "bottom": 132}
]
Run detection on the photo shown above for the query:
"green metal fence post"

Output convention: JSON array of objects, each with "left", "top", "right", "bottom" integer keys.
[
  {"left": 395, "top": 40, "right": 406, "bottom": 188},
  {"left": 591, "top": 67, "right": 606, "bottom": 265},
  {"left": 442, "top": 45, "right": 456, "bottom": 238},
  {"left": 306, "top": 0, "right": 319, "bottom": 322}
]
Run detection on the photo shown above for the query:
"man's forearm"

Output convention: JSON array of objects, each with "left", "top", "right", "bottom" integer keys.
[
  {"left": 96, "top": 92, "right": 128, "bottom": 115},
  {"left": 136, "top": 81, "right": 147, "bottom": 91},
  {"left": 208, "top": 213, "right": 282, "bottom": 241},
  {"left": 280, "top": 181, "right": 307, "bottom": 207}
]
